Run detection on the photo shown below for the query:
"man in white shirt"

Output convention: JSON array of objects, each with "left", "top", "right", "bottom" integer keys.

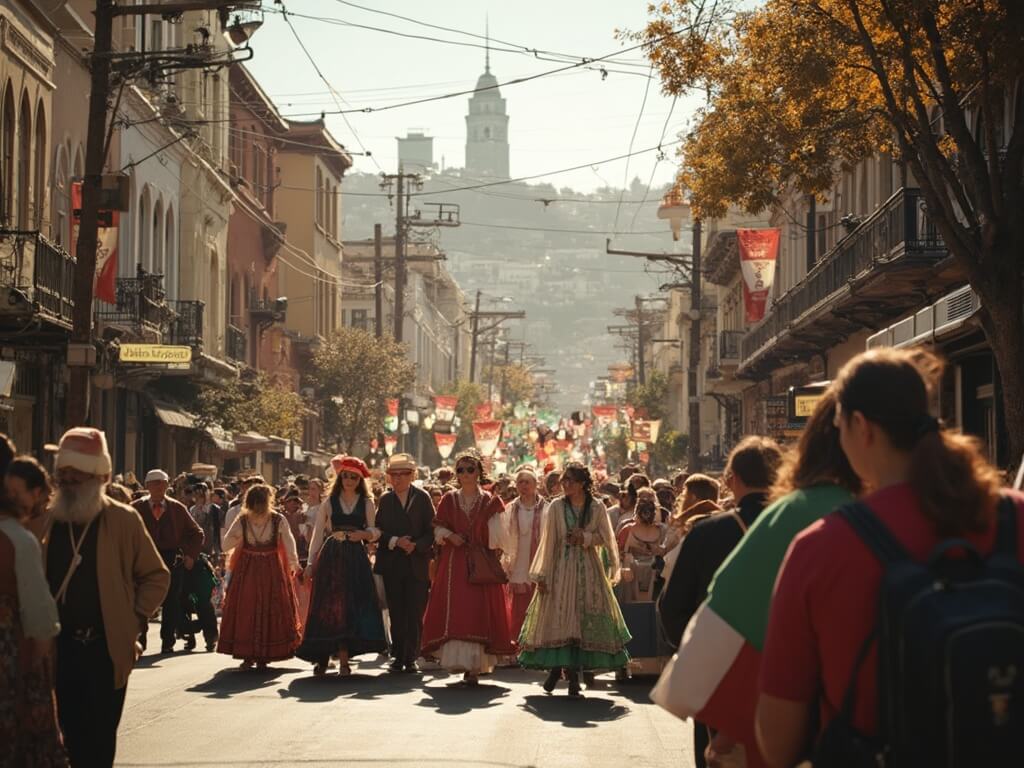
[{"left": 506, "top": 468, "right": 546, "bottom": 637}]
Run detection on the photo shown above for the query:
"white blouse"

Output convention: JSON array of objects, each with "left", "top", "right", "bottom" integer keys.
[
  {"left": 0, "top": 517, "right": 60, "bottom": 640},
  {"left": 221, "top": 512, "right": 299, "bottom": 570}
]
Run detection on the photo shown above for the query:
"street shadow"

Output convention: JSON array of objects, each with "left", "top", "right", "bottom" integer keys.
[
  {"left": 279, "top": 670, "right": 430, "bottom": 703},
  {"left": 186, "top": 665, "right": 303, "bottom": 699},
  {"left": 606, "top": 676, "right": 659, "bottom": 705},
  {"left": 415, "top": 681, "right": 512, "bottom": 715},
  {"left": 520, "top": 694, "right": 630, "bottom": 729}
]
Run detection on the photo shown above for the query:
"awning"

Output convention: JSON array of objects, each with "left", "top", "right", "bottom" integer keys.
[
  {"left": 0, "top": 361, "right": 15, "bottom": 398},
  {"left": 152, "top": 401, "right": 196, "bottom": 430},
  {"left": 234, "top": 431, "right": 272, "bottom": 452},
  {"left": 205, "top": 426, "right": 236, "bottom": 452},
  {"left": 305, "top": 450, "right": 332, "bottom": 468}
]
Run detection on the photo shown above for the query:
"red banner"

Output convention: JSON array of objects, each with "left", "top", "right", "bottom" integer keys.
[
  {"left": 738, "top": 228, "right": 780, "bottom": 323},
  {"left": 386, "top": 399, "right": 400, "bottom": 417},
  {"left": 434, "top": 395, "right": 457, "bottom": 423},
  {"left": 475, "top": 402, "right": 493, "bottom": 420},
  {"left": 383, "top": 435, "right": 398, "bottom": 456},
  {"left": 72, "top": 181, "right": 119, "bottom": 304},
  {"left": 591, "top": 405, "right": 618, "bottom": 424},
  {"left": 434, "top": 431, "right": 457, "bottom": 460},
  {"left": 472, "top": 420, "right": 503, "bottom": 457},
  {"left": 632, "top": 419, "right": 662, "bottom": 444}
]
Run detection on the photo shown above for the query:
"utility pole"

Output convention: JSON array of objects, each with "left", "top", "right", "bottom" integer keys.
[
  {"left": 468, "top": 292, "right": 525, "bottom": 383},
  {"left": 393, "top": 171, "right": 405, "bottom": 342},
  {"left": 469, "top": 290, "right": 482, "bottom": 382},
  {"left": 688, "top": 219, "right": 703, "bottom": 473},
  {"left": 373, "top": 223, "right": 383, "bottom": 338},
  {"left": 635, "top": 295, "right": 646, "bottom": 386},
  {"left": 66, "top": 0, "right": 253, "bottom": 427}
]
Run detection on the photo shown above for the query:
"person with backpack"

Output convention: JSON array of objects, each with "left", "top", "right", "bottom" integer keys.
[{"left": 756, "top": 348, "right": 1024, "bottom": 767}]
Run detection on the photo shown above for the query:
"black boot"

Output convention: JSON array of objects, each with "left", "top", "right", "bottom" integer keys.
[
  {"left": 567, "top": 670, "right": 582, "bottom": 698},
  {"left": 543, "top": 668, "right": 561, "bottom": 693}
]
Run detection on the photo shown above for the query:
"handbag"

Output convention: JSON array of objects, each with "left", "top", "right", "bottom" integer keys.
[{"left": 467, "top": 544, "right": 508, "bottom": 585}]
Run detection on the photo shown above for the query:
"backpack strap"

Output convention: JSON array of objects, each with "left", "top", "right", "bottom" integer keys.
[
  {"left": 835, "top": 501, "right": 911, "bottom": 566},
  {"left": 994, "top": 494, "right": 1018, "bottom": 558}
]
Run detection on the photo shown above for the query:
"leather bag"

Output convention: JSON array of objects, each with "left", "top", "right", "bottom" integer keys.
[{"left": 466, "top": 544, "right": 508, "bottom": 585}]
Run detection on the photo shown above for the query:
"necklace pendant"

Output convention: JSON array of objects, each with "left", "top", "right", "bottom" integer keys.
[{"left": 72, "top": 553, "right": 82, "bottom": 567}]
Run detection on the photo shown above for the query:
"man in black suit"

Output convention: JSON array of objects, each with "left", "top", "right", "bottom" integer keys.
[{"left": 373, "top": 453, "right": 435, "bottom": 673}]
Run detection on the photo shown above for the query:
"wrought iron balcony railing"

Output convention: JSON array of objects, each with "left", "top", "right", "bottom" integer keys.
[
  {"left": 741, "top": 188, "right": 944, "bottom": 362},
  {"left": 167, "top": 300, "right": 204, "bottom": 349},
  {"left": 225, "top": 323, "right": 248, "bottom": 364},
  {"left": 97, "top": 269, "right": 169, "bottom": 330},
  {"left": 0, "top": 230, "right": 76, "bottom": 328}
]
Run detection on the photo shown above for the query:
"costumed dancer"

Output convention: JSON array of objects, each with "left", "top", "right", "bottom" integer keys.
[
  {"left": 518, "top": 462, "right": 631, "bottom": 697},
  {"left": 217, "top": 484, "right": 302, "bottom": 669},
  {"left": 297, "top": 457, "right": 387, "bottom": 676},
  {"left": 504, "top": 467, "right": 546, "bottom": 638},
  {"left": 421, "top": 450, "right": 515, "bottom": 684}
]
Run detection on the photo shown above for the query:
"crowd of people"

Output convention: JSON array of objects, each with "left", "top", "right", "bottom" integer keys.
[{"left": 1, "top": 348, "right": 1022, "bottom": 767}]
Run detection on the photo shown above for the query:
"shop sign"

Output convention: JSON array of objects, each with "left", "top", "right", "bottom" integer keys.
[{"left": 120, "top": 344, "right": 192, "bottom": 365}]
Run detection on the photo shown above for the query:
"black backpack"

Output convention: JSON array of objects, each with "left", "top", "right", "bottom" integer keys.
[{"left": 813, "top": 496, "right": 1024, "bottom": 768}]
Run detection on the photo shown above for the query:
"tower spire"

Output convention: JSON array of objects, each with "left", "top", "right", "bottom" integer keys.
[{"left": 485, "top": 15, "right": 490, "bottom": 73}]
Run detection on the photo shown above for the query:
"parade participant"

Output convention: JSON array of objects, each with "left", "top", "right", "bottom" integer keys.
[
  {"left": 504, "top": 467, "right": 546, "bottom": 637},
  {"left": 218, "top": 484, "right": 302, "bottom": 669},
  {"left": 659, "top": 436, "right": 782, "bottom": 767},
  {"left": 435, "top": 466, "right": 455, "bottom": 487},
  {"left": 661, "top": 474, "right": 721, "bottom": 584},
  {"left": 621, "top": 487, "right": 668, "bottom": 602},
  {"left": 6, "top": 455, "right": 53, "bottom": 544},
  {"left": 615, "top": 473, "right": 651, "bottom": 533},
  {"left": 374, "top": 453, "right": 435, "bottom": 673},
  {"left": 189, "top": 485, "right": 221, "bottom": 558},
  {"left": 304, "top": 478, "right": 324, "bottom": 535},
  {"left": 421, "top": 450, "right": 514, "bottom": 684},
  {"left": 133, "top": 469, "right": 204, "bottom": 654},
  {"left": 518, "top": 462, "right": 630, "bottom": 697},
  {"left": 221, "top": 475, "right": 262, "bottom": 540},
  {"left": 45, "top": 428, "right": 169, "bottom": 767},
  {"left": 543, "top": 469, "right": 562, "bottom": 499},
  {"left": 656, "top": 389, "right": 859, "bottom": 768},
  {"left": 757, "top": 348, "right": 1024, "bottom": 767},
  {"left": 298, "top": 457, "right": 386, "bottom": 676},
  {"left": 1, "top": 479, "right": 64, "bottom": 766},
  {"left": 281, "top": 487, "right": 310, "bottom": 564}
]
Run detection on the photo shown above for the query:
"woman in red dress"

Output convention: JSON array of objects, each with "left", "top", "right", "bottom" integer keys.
[
  {"left": 217, "top": 484, "right": 302, "bottom": 669},
  {"left": 421, "top": 450, "right": 514, "bottom": 684}
]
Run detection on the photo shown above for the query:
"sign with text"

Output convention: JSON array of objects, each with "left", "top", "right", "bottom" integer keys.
[
  {"left": 738, "top": 228, "right": 780, "bottom": 323},
  {"left": 119, "top": 344, "right": 192, "bottom": 365}
]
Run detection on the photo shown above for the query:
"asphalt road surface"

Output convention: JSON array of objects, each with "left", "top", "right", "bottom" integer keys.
[{"left": 115, "top": 626, "right": 694, "bottom": 768}]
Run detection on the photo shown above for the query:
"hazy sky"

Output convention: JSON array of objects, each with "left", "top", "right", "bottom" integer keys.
[{"left": 247, "top": 0, "right": 698, "bottom": 193}]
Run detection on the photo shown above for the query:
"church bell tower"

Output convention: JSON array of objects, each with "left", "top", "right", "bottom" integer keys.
[{"left": 465, "top": 26, "right": 510, "bottom": 179}]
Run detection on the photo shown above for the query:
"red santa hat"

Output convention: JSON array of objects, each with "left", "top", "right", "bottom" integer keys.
[{"left": 56, "top": 427, "right": 112, "bottom": 477}]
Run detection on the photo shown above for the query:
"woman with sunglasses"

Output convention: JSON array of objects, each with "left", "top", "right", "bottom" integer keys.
[
  {"left": 518, "top": 462, "right": 631, "bottom": 697},
  {"left": 296, "top": 457, "right": 386, "bottom": 676},
  {"left": 421, "top": 450, "right": 514, "bottom": 684}
]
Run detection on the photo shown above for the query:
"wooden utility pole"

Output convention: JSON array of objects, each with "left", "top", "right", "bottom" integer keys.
[
  {"left": 469, "top": 290, "right": 482, "bottom": 382},
  {"left": 392, "top": 171, "right": 405, "bottom": 342},
  {"left": 635, "top": 295, "right": 646, "bottom": 386},
  {"left": 688, "top": 218, "right": 703, "bottom": 472},
  {"left": 373, "top": 223, "right": 383, "bottom": 338}
]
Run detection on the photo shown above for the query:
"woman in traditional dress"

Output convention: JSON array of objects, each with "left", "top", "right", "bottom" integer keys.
[
  {"left": 503, "top": 467, "right": 546, "bottom": 638},
  {"left": 421, "top": 450, "right": 514, "bottom": 684},
  {"left": 297, "top": 457, "right": 386, "bottom": 677},
  {"left": 217, "top": 484, "right": 302, "bottom": 670},
  {"left": 620, "top": 487, "right": 668, "bottom": 603},
  {"left": 518, "top": 462, "right": 631, "bottom": 697},
  {"left": 0, "top": 490, "right": 66, "bottom": 767}
]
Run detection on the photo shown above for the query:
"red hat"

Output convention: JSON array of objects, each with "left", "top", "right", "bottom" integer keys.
[
  {"left": 336, "top": 456, "right": 371, "bottom": 478},
  {"left": 56, "top": 427, "right": 112, "bottom": 477}
]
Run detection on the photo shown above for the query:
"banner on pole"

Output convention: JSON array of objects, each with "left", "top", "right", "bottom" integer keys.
[
  {"left": 632, "top": 419, "right": 662, "bottom": 444},
  {"left": 472, "top": 419, "right": 503, "bottom": 457},
  {"left": 737, "top": 228, "right": 780, "bottom": 323},
  {"left": 434, "top": 431, "right": 457, "bottom": 460},
  {"left": 475, "top": 402, "right": 493, "bottom": 420},
  {"left": 591, "top": 405, "right": 618, "bottom": 426},
  {"left": 434, "top": 395, "right": 457, "bottom": 423},
  {"left": 383, "top": 435, "right": 398, "bottom": 456},
  {"left": 72, "top": 181, "right": 119, "bottom": 304},
  {"left": 384, "top": 398, "right": 400, "bottom": 432}
]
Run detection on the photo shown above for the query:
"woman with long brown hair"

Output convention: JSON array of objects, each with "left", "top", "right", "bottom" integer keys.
[
  {"left": 297, "top": 457, "right": 386, "bottom": 677},
  {"left": 217, "top": 484, "right": 302, "bottom": 670},
  {"left": 756, "top": 348, "right": 1020, "bottom": 767}
]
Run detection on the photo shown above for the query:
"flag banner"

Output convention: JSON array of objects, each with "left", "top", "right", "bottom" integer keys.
[
  {"left": 434, "top": 431, "right": 457, "bottom": 460},
  {"left": 475, "top": 402, "right": 493, "bottom": 420},
  {"left": 632, "top": 419, "right": 662, "bottom": 444},
  {"left": 472, "top": 419, "right": 503, "bottom": 457},
  {"left": 72, "top": 181, "right": 119, "bottom": 303},
  {"left": 591, "top": 405, "right": 618, "bottom": 426},
  {"left": 737, "top": 228, "right": 780, "bottom": 323},
  {"left": 383, "top": 435, "right": 398, "bottom": 456},
  {"left": 384, "top": 398, "right": 400, "bottom": 432},
  {"left": 434, "top": 395, "right": 457, "bottom": 423},
  {"left": 387, "top": 399, "right": 400, "bottom": 417}
]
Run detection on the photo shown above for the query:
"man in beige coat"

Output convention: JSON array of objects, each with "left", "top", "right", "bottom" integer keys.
[{"left": 43, "top": 427, "right": 169, "bottom": 768}]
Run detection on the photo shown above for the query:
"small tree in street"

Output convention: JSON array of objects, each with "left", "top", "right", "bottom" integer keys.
[
  {"left": 312, "top": 327, "right": 416, "bottom": 454},
  {"left": 630, "top": 0, "right": 1024, "bottom": 462},
  {"left": 194, "top": 373, "right": 305, "bottom": 441},
  {"left": 630, "top": 370, "right": 671, "bottom": 422}
]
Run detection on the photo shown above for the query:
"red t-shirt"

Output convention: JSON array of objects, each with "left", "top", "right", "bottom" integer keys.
[{"left": 760, "top": 482, "right": 1024, "bottom": 738}]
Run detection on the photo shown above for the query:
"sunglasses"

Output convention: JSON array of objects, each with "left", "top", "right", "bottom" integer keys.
[
  {"left": 456, "top": 466, "right": 478, "bottom": 474},
  {"left": 387, "top": 470, "right": 413, "bottom": 476},
  {"left": 340, "top": 472, "right": 362, "bottom": 481}
]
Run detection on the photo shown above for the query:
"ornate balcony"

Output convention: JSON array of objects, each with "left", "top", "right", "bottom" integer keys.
[
  {"left": 97, "top": 267, "right": 170, "bottom": 339},
  {"left": 225, "top": 323, "right": 248, "bottom": 364},
  {"left": 739, "top": 188, "right": 961, "bottom": 378},
  {"left": 0, "top": 230, "right": 76, "bottom": 332},
  {"left": 167, "top": 300, "right": 204, "bottom": 349}
]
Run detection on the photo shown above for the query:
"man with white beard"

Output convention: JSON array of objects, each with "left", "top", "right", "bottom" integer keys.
[{"left": 44, "top": 428, "right": 169, "bottom": 768}]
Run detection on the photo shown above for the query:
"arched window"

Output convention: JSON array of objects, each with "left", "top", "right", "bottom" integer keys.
[
  {"left": 207, "top": 248, "right": 221, "bottom": 354},
  {"left": 0, "top": 84, "right": 12, "bottom": 224},
  {"left": 52, "top": 143, "right": 68, "bottom": 246},
  {"left": 17, "top": 92, "right": 31, "bottom": 228},
  {"left": 137, "top": 187, "right": 150, "bottom": 270},
  {"left": 151, "top": 199, "right": 163, "bottom": 275},
  {"left": 33, "top": 101, "right": 45, "bottom": 229},
  {"left": 315, "top": 166, "right": 323, "bottom": 225},
  {"left": 164, "top": 204, "right": 175, "bottom": 299}
]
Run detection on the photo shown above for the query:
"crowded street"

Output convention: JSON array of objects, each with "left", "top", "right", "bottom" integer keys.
[{"left": 117, "top": 627, "right": 692, "bottom": 768}]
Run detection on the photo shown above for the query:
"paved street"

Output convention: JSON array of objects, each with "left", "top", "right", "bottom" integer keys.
[{"left": 116, "top": 626, "right": 693, "bottom": 768}]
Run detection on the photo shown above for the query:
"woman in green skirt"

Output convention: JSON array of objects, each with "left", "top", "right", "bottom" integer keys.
[{"left": 518, "top": 462, "right": 631, "bottom": 697}]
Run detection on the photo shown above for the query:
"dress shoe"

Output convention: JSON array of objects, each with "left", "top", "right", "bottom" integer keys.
[
  {"left": 160, "top": 643, "right": 175, "bottom": 654},
  {"left": 184, "top": 636, "right": 197, "bottom": 651},
  {"left": 388, "top": 660, "right": 405, "bottom": 673},
  {"left": 543, "top": 669, "right": 561, "bottom": 694},
  {"left": 403, "top": 662, "right": 420, "bottom": 674},
  {"left": 567, "top": 670, "right": 582, "bottom": 698}
]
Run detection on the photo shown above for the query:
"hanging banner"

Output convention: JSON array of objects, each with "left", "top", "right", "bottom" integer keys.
[
  {"left": 472, "top": 419, "right": 503, "bottom": 457},
  {"left": 434, "top": 431, "right": 457, "bottom": 460},
  {"left": 475, "top": 402, "right": 493, "bottom": 420},
  {"left": 72, "top": 181, "right": 119, "bottom": 304},
  {"left": 591, "top": 405, "right": 618, "bottom": 426},
  {"left": 737, "top": 228, "right": 781, "bottom": 323},
  {"left": 434, "top": 395, "right": 458, "bottom": 423},
  {"left": 383, "top": 435, "right": 398, "bottom": 456},
  {"left": 384, "top": 398, "right": 400, "bottom": 433},
  {"left": 632, "top": 419, "right": 662, "bottom": 444}
]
